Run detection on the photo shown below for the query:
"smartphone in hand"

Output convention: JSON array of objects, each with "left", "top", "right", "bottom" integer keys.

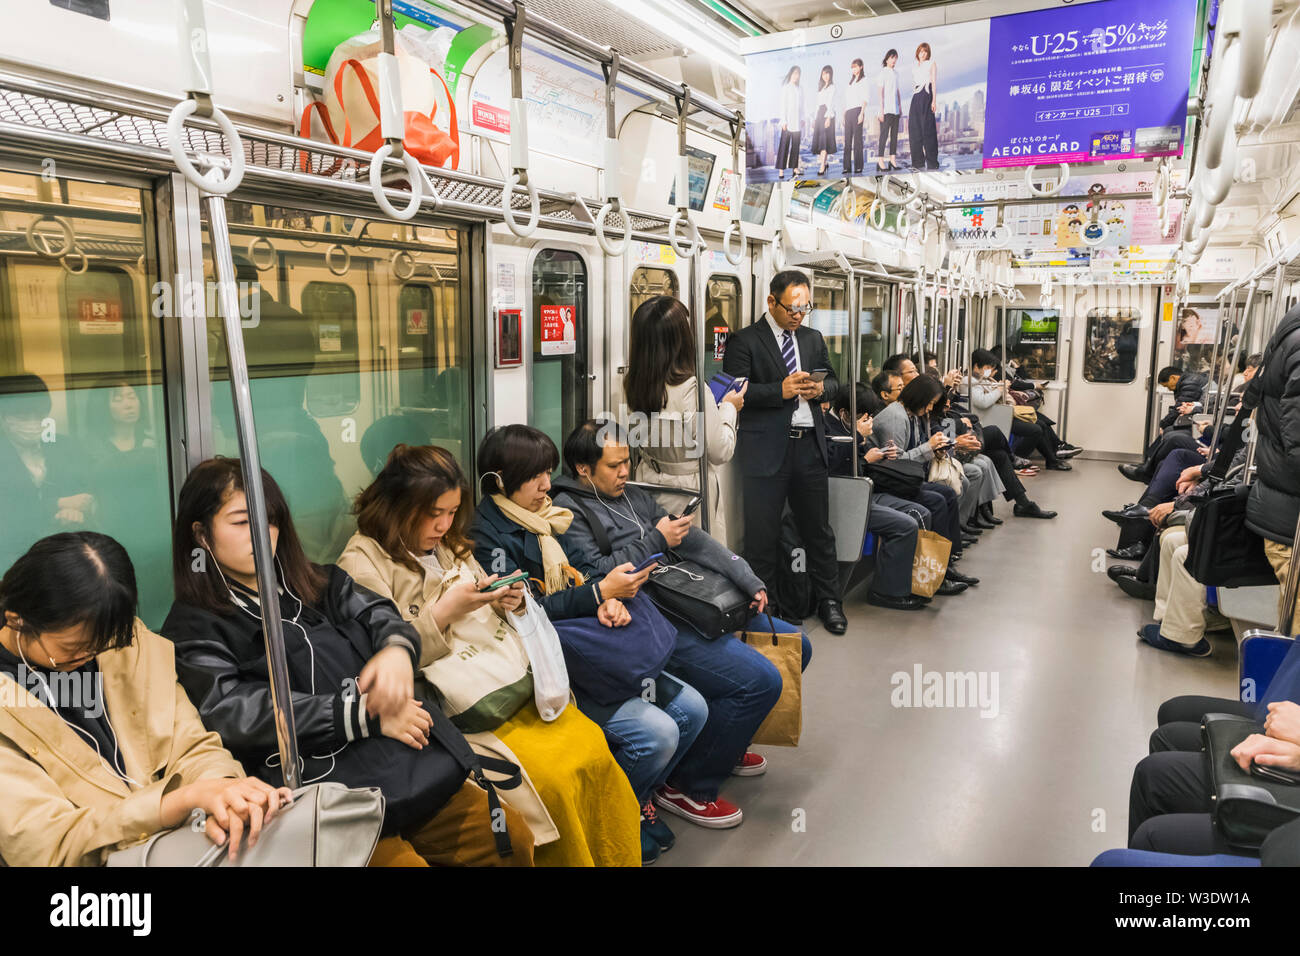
[
  {"left": 808, "top": 369, "right": 830, "bottom": 383},
  {"left": 480, "top": 569, "right": 529, "bottom": 591},
  {"left": 631, "top": 552, "right": 665, "bottom": 573}
]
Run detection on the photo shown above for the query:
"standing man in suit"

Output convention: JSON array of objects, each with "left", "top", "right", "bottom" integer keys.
[{"left": 723, "top": 270, "right": 847, "bottom": 634}]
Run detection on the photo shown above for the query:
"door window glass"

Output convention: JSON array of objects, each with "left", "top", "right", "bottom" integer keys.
[
  {"left": 810, "top": 272, "right": 848, "bottom": 381},
  {"left": 704, "top": 275, "right": 741, "bottom": 380},
  {"left": 1083, "top": 309, "right": 1140, "bottom": 383},
  {"left": 531, "top": 250, "right": 587, "bottom": 460}
]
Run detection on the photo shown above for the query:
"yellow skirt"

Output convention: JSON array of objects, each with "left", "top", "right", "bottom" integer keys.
[{"left": 494, "top": 702, "right": 641, "bottom": 867}]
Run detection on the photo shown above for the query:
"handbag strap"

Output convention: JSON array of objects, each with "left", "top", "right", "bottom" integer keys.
[
  {"left": 568, "top": 497, "right": 613, "bottom": 557},
  {"left": 424, "top": 704, "right": 522, "bottom": 858}
]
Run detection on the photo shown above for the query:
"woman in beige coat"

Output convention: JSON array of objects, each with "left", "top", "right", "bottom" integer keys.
[
  {"left": 0, "top": 531, "right": 291, "bottom": 867},
  {"left": 624, "top": 295, "right": 746, "bottom": 543}
]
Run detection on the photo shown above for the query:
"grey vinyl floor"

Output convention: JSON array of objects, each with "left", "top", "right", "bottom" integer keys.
[{"left": 657, "top": 459, "right": 1238, "bottom": 866}]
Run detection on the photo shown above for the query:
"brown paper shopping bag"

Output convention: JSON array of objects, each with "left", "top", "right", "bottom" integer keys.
[
  {"left": 911, "top": 529, "right": 952, "bottom": 599},
  {"left": 740, "top": 614, "right": 803, "bottom": 747}
]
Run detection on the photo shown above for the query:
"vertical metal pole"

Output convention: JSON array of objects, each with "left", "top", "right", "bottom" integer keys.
[
  {"left": 849, "top": 270, "right": 860, "bottom": 478},
  {"left": 203, "top": 195, "right": 302, "bottom": 788},
  {"left": 690, "top": 243, "right": 710, "bottom": 533},
  {"left": 1207, "top": 287, "right": 1239, "bottom": 413},
  {"left": 1206, "top": 281, "right": 1254, "bottom": 462},
  {"left": 1277, "top": 508, "right": 1300, "bottom": 636}
]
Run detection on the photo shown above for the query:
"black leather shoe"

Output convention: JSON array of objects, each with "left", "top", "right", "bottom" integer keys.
[
  {"left": 1107, "top": 565, "right": 1140, "bottom": 581},
  {"left": 818, "top": 599, "right": 847, "bottom": 634},
  {"left": 1103, "top": 504, "right": 1150, "bottom": 525},
  {"left": 1013, "top": 501, "right": 1057, "bottom": 519},
  {"left": 1118, "top": 463, "right": 1149, "bottom": 483},
  {"left": 934, "top": 578, "right": 969, "bottom": 596},
  {"left": 946, "top": 568, "right": 980, "bottom": 586},
  {"left": 961, "top": 534, "right": 979, "bottom": 548},
  {"left": 866, "top": 591, "right": 927, "bottom": 611},
  {"left": 1106, "top": 542, "right": 1147, "bottom": 560},
  {"left": 1117, "top": 575, "right": 1156, "bottom": 600},
  {"left": 1045, "top": 461, "right": 1073, "bottom": 471},
  {"left": 961, "top": 523, "right": 983, "bottom": 536},
  {"left": 1056, "top": 446, "right": 1083, "bottom": 459},
  {"left": 979, "top": 505, "right": 1004, "bottom": 525},
  {"left": 971, "top": 514, "right": 998, "bottom": 530}
]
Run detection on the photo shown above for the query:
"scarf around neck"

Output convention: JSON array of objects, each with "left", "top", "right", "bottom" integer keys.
[{"left": 490, "top": 493, "right": 585, "bottom": 595}]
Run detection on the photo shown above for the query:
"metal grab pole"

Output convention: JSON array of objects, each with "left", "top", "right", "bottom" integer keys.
[
  {"left": 849, "top": 271, "right": 860, "bottom": 478},
  {"left": 1207, "top": 287, "right": 1238, "bottom": 414},
  {"left": 690, "top": 241, "right": 710, "bottom": 533},
  {"left": 1207, "top": 280, "right": 1255, "bottom": 462},
  {"left": 204, "top": 195, "right": 302, "bottom": 788},
  {"left": 1277, "top": 508, "right": 1300, "bottom": 636}
]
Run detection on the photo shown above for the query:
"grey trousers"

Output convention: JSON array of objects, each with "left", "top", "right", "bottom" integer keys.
[{"left": 867, "top": 501, "right": 921, "bottom": 597}]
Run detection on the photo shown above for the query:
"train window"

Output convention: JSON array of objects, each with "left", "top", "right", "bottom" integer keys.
[
  {"left": 204, "top": 203, "right": 469, "bottom": 564},
  {"left": 0, "top": 172, "right": 174, "bottom": 626},
  {"left": 860, "top": 281, "right": 888, "bottom": 380},
  {"left": 1001, "top": 307, "right": 1061, "bottom": 380},
  {"left": 532, "top": 249, "right": 587, "bottom": 462},
  {"left": 629, "top": 266, "right": 679, "bottom": 317},
  {"left": 810, "top": 272, "right": 848, "bottom": 381},
  {"left": 1083, "top": 308, "right": 1140, "bottom": 383},
  {"left": 704, "top": 275, "right": 741, "bottom": 380}
]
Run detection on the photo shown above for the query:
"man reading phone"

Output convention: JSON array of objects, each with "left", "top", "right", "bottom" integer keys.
[{"left": 721, "top": 270, "right": 846, "bottom": 634}]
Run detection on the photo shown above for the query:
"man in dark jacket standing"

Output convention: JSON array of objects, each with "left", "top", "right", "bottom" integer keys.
[
  {"left": 1243, "top": 304, "right": 1300, "bottom": 634},
  {"left": 722, "top": 270, "right": 846, "bottom": 634}
]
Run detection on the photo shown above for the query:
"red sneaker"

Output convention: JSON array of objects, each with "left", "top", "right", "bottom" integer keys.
[
  {"left": 730, "top": 751, "right": 768, "bottom": 776},
  {"left": 653, "top": 786, "right": 743, "bottom": 829}
]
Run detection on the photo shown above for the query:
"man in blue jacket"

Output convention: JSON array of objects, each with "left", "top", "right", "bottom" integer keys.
[{"left": 552, "top": 419, "right": 812, "bottom": 831}]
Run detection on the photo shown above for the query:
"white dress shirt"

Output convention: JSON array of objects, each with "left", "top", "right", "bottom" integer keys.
[
  {"left": 765, "top": 312, "right": 813, "bottom": 427},
  {"left": 780, "top": 83, "right": 803, "bottom": 130},
  {"left": 876, "top": 67, "right": 900, "bottom": 114},
  {"left": 913, "top": 58, "right": 935, "bottom": 94},
  {"left": 844, "top": 76, "right": 870, "bottom": 111}
]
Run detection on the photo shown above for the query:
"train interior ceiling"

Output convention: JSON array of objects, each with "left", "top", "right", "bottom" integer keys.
[{"left": 0, "top": 0, "right": 1299, "bottom": 867}]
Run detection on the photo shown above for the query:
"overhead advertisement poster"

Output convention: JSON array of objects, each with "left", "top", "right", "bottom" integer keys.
[
  {"left": 741, "top": 0, "right": 1197, "bottom": 183},
  {"left": 981, "top": 0, "right": 1197, "bottom": 168}
]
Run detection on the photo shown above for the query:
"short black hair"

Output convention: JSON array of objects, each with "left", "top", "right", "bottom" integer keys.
[
  {"left": 0, "top": 532, "right": 137, "bottom": 655},
  {"left": 1157, "top": 366, "right": 1180, "bottom": 385},
  {"left": 881, "top": 353, "right": 913, "bottom": 374},
  {"left": 0, "top": 372, "right": 53, "bottom": 420},
  {"left": 971, "top": 348, "right": 997, "bottom": 369},
  {"left": 898, "top": 374, "right": 944, "bottom": 416},
  {"left": 911, "top": 351, "right": 938, "bottom": 367},
  {"left": 1245, "top": 352, "right": 1264, "bottom": 369},
  {"left": 477, "top": 424, "right": 559, "bottom": 496},
  {"left": 834, "top": 382, "right": 883, "bottom": 418},
  {"left": 563, "top": 419, "right": 627, "bottom": 478},
  {"left": 872, "top": 369, "right": 901, "bottom": 397},
  {"left": 769, "top": 270, "right": 811, "bottom": 302}
]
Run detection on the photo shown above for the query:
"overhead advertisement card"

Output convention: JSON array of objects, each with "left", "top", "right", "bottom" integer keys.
[
  {"left": 740, "top": 0, "right": 1198, "bottom": 183},
  {"left": 982, "top": 0, "right": 1197, "bottom": 168}
]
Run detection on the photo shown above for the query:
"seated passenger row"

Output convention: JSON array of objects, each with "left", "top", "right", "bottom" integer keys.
[{"left": 0, "top": 420, "right": 812, "bottom": 867}]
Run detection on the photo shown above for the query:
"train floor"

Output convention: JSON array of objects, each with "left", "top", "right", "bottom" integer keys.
[{"left": 657, "top": 458, "right": 1238, "bottom": 866}]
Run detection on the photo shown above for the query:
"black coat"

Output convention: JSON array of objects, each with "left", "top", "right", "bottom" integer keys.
[
  {"left": 721, "top": 315, "right": 838, "bottom": 478},
  {"left": 1245, "top": 306, "right": 1300, "bottom": 544}
]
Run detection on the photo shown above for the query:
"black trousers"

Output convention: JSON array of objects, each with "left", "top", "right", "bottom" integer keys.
[
  {"left": 918, "top": 483, "right": 961, "bottom": 557},
  {"left": 843, "top": 108, "right": 864, "bottom": 172},
  {"left": 878, "top": 112, "right": 899, "bottom": 158},
  {"left": 980, "top": 425, "right": 1024, "bottom": 501},
  {"left": 907, "top": 88, "right": 939, "bottom": 169},
  {"left": 775, "top": 130, "right": 801, "bottom": 171},
  {"left": 1127, "top": 695, "right": 1260, "bottom": 857},
  {"left": 742, "top": 433, "right": 839, "bottom": 603},
  {"left": 1142, "top": 429, "right": 1200, "bottom": 476},
  {"left": 1010, "top": 417, "right": 1060, "bottom": 466}
]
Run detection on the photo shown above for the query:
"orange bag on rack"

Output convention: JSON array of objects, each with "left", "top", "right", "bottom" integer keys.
[{"left": 299, "top": 30, "right": 459, "bottom": 174}]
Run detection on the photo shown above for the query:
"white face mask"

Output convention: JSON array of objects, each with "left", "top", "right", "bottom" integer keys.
[
  {"left": 4, "top": 417, "right": 43, "bottom": 444},
  {"left": 416, "top": 550, "right": 442, "bottom": 573}
]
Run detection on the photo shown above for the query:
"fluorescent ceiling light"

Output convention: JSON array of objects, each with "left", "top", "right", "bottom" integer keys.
[{"left": 612, "top": 0, "right": 749, "bottom": 77}]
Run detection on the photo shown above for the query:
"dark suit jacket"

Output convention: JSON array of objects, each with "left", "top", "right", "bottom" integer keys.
[{"left": 722, "top": 315, "right": 838, "bottom": 478}]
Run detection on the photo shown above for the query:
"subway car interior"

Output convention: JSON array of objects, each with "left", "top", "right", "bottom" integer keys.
[{"left": 2, "top": 0, "right": 1300, "bottom": 887}]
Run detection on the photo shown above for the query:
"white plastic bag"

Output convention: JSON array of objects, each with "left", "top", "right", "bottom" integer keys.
[{"left": 513, "top": 590, "right": 570, "bottom": 722}]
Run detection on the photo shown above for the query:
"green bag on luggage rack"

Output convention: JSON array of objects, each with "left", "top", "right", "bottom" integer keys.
[{"left": 1202, "top": 712, "right": 1300, "bottom": 849}]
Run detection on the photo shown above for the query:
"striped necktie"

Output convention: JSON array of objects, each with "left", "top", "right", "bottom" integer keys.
[{"left": 781, "top": 329, "right": 797, "bottom": 375}]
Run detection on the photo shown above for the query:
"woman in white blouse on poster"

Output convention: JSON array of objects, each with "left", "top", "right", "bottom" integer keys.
[
  {"left": 907, "top": 42, "right": 940, "bottom": 170},
  {"left": 842, "top": 58, "right": 868, "bottom": 176},
  {"left": 875, "top": 48, "right": 902, "bottom": 172},
  {"left": 776, "top": 65, "right": 803, "bottom": 180},
  {"left": 811, "top": 65, "right": 837, "bottom": 176}
]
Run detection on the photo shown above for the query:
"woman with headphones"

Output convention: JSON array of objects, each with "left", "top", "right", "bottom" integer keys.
[
  {"left": 0, "top": 530, "right": 289, "bottom": 866},
  {"left": 162, "top": 457, "right": 537, "bottom": 867}
]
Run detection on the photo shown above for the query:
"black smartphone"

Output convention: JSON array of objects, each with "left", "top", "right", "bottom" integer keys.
[
  {"left": 1250, "top": 761, "right": 1300, "bottom": 785},
  {"left": 680, "top": 496, "right": 702, "bottom": 516},
  {"left": 808, "top": 369, "right": 829, "bottom": 383},
  {"left": 480, "top": 569, "right": 529, "bottom": 591}
]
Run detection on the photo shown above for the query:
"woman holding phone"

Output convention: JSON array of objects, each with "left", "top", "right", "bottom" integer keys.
[
  {"left": 625, "top": 295, "right": 745, "bottom": 544},
  {"left": 336, "top": 444, "right": 642, "bottom": 866},
  {"left": 468, "top": 425, "right": 708, "bottom": 865}
]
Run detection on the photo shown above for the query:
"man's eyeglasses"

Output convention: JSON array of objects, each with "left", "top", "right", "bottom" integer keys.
[{"left": 776, "top": 300, "right": 813, "bottom": 320}]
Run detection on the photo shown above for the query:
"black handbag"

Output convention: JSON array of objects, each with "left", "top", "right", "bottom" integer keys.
[
  {"left": 864, "top": 458, "right": 926, "bottom": 499},
  {"left": 1202, "top": 712, "right": 1300, "bottom": 850},
  {"left": 568, "top": 498, "right": 751, "bottom": 640},
  {"left": 1184, "top": 483, "right": 1277, "bottom": 587}
]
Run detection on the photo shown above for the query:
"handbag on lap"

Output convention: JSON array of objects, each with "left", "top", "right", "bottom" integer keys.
[
  {"left": 1184, "top": 483, "right": 1278, "bottom": 587},
  {"left": 864, "top": 458, "right": 925, "bottom": 499},
  {"left": 1202, "top": 713, "right": 1300, "bottom": 849}
]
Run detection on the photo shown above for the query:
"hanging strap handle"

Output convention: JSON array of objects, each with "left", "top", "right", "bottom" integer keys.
[
  {"left": 722, "top": 113, "right": 745, "bottom": 265},
  {"left": 594, "top": 51, "right": 629, "bottom": 256},
  {"left": 668, "top": 85, "right": 702, "bottom": 259},
  {"left": 501, "top": 1, "right": 540, "bottom": 237}
]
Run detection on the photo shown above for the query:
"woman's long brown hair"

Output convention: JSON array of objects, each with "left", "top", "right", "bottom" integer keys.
[
  {"left": 353, "top": 444, "right": 474, "bottom": 572},
  {"left": 623, "top": 294, "right": 696, "bottom": 415}
]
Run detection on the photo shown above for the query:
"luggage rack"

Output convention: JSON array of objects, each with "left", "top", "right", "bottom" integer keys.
[{"left": 0, "top": 71, "right": 681, "bottom": 241}]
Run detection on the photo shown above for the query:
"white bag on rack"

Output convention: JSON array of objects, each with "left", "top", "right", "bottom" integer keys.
[{"left": 513, "top": 590, "right": 570, "bottom": 722}]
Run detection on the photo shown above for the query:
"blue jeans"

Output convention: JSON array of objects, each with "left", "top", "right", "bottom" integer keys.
[
  {"left": 602, "top": 674, "right": 708, "bottom": 805},
  {"left": 664, "top": 617, "right": 812, "bottom": 801}
]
